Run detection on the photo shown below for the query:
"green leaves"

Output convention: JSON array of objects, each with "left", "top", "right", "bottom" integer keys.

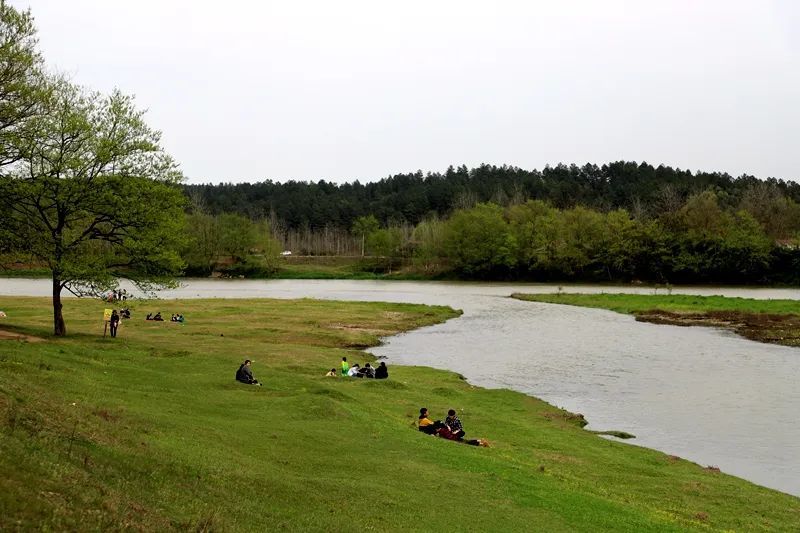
[
  {"left": 0, "top": 71, "right": 187, "bottom": 332},
  {"left": 436, "top": 197, "right": 779, "bottom": 283},
  {"left": 443, "top": 203, "right": 517, "bottom": 276},
  {"left": 182, "top": 213, "right": 281, "bottom": 276}
]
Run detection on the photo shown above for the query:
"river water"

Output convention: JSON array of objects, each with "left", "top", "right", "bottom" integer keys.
[{"left": 2, "top": 278, "right": 799, "bottom": 496}]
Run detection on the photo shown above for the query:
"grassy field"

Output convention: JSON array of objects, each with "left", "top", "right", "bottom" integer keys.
[
  {"left": 511, "top": 293, "right": 800, "bottom": 347},
  {"left": 0, "top": 297, "right": 798, "bottom": 531},
  {"left": 274, "top": 256, "right": 395, "bottom": 280},
  {"left": 273, "top": 256, "right": 445, "bottom": 280},
  {"left": 0, "top": 255, "right": 438, "bottom": 280}
]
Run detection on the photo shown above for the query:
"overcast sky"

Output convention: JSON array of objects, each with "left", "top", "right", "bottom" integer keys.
[{"left": 13, "top": 0, "right": 800, "bottom": 184}]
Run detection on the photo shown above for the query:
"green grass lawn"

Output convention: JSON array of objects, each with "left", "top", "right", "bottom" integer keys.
[
  {"left": 273, "top": 256, "right": 446, "bottom": 280},
  {"left": 0, "top": 297, "right": 798, "bottom": 531}
]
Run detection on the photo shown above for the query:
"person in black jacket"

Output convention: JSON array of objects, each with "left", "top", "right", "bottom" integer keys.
[
  {"left": 236, "top": 359, "right": 261, "bottom": 386},
  {"left": 109, "top": 310, "right": 120, "bottom": 338},
  {"left": 374, "top": 361, "right": 388, "bottom": 379},
  {"left": 358, "top": 363, "right": 375, "bottom": 378}
]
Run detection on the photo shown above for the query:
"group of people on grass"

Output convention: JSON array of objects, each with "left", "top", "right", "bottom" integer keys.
[
  {"left": 145, "top": 312, "right": 184, "bottom": 322},
  {"left": 234, "top": 360, "right": 487, "bottom": 447},
  {"left": 419, "top": 407, "right": 486, "bottom": 446},
  {"left": 106, "top": 289, "right": 129, "bottom": 302},
  {"left": 329, "top": 357, "right": 388, "bottom": 379}
]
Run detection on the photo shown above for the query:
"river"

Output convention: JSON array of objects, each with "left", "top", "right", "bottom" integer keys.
[{"left": 2, "top": 278, "right": 799, "bottom": 496}]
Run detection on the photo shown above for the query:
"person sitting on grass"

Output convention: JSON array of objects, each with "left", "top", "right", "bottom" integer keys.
[
  {"left": 445, "top": 409, "right": 465, "bottom": 440},
  {"left": 418, "top": 407, "right": 439, "bottom": 435},
  {"left": 436, "top": 424, "right": 485, "bottom": 446},
  {"left": 375, "top": 361, "right": 388, "bottom": 379},
  {"left": 341, "top": 357, "right": 349, "bottom": 376},
  {"left": 177, "top": 314, "right": 185, "bottom": 323},
  {"left": 153, "top": 312, "right": 164, "bottom": 321},
  {"left": 358, "top": 362, "right": 375, "bottom": 378},
  {"left": 236, "top": 359, "right": 261, "bottom": 386},
  {"left": 325, "top": 368, "right": 337, "bottom": 377},
  {"left": 347, "top": 363, "right": 360, "bottom": 377}
]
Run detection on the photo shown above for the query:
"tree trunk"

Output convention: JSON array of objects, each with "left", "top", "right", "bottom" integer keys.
[{"left": 52, "top": 275, "right": 66, "bottom": 336}]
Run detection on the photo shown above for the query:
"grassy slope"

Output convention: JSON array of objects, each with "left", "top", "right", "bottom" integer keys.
[
  {"left": 511, "top": 293, "right": 800, "bottom": 315},
  {"left": 274, "top": 256, "right": 438, "bottom": 280},
  {"left": 0, "top": 297, "right": 797, "bottom": 531}
]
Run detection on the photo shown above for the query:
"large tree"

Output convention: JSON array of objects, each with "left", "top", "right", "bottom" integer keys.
[
  {"left": 0, "top": 2, "right": 42, "bottom": 167},
  {"left": 0, "top": 79, "right": 186, "bottom": 335}
]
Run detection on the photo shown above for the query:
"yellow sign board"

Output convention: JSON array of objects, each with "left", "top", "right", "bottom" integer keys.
[{"left": 103, "top": 308, "right": 112, "bottom": 321}]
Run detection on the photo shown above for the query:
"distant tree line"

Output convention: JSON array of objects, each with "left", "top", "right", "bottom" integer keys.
[
  {"left": 180, "top": 162, "right": 800, "bottom": 283},
  {"left": 428, "top": 195, "right": 798, "bottom": 283},
  {"left": 185, "top": 162, "right": 800, "bottom": 232},
  {"left": 344, "top": 192, "right": 800, "bottom": 284}
]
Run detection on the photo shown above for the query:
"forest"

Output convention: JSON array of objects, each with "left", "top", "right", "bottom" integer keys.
[
  {"left": 185, "top": 161, "right": 800, "bottom": 229},
  {"left": 180, "top": 162, "right": 800, "bottom": 284}
]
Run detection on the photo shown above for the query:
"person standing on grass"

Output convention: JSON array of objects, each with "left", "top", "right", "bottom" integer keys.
[
  {"left": 109, "top": 309, "right": 120, "bottom": 338},
  {"left": 341, "top": 356, "right": 350, "bottom": 376},
  {"left": 445, "top": 409, "right": 465, "bottom": 440}
]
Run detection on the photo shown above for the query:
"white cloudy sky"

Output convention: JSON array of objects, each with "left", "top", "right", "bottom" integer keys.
[{"left": 13, "top": 0, "right": 800, "bottom": 184}]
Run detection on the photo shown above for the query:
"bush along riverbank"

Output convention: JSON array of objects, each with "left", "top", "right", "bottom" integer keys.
[
  {"left": 512, "top": 293, "right": 800, "bottom": 348},
  {"left": 0, "top": 296, "right": 798, "bottom": 530}
]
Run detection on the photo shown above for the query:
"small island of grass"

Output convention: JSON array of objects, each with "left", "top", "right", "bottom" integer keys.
[{"left": 511, "top": 292, "right": 800, "bottom": 347}]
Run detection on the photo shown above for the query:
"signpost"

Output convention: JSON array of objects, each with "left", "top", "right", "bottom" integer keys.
[{"left": 103, "top": 308, "right": 112, "bottom": 337}]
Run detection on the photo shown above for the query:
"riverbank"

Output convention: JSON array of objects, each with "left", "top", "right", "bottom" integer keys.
[
  {"left": 511, "top": 293, "right": 800, "bottom": 348},
  {"left": 271, "top": 256, "right": 442, "bottom": 280},
  {"left": 6, "top": 256, "right": 800, "bottom": 287},
  {"left": 1, "top": 256, "right": 445, "bottom": 281},
  {"left": 0, "top": 297, "right": 798, "bottom": 530}
]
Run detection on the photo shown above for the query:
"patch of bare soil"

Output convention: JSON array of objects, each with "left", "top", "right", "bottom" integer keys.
[
  {"left": 634, "top": 310, "right": 800, "bottom": 348},
  {"left": 0, "top": 329, "right": 45, "bottom": 343},
  {"left": 327, "top": 324, "right": 392, "bottom": 336}
]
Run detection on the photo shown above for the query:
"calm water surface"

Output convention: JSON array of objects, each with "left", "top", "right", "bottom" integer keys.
[{"left": 2, "top": 278, "right": 799, "bottom": 496}]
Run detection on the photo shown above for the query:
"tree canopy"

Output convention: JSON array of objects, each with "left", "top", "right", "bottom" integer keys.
[
  {"left": 185, "top": 162, "right": 800, "bottom": 235},
  {"left": 0, "top": 28, "right": 186, "bottom": 336}
]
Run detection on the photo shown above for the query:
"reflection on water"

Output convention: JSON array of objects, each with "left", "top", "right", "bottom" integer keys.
[{"left": 2, "top": 278, "right": 799, "bottom": 496}]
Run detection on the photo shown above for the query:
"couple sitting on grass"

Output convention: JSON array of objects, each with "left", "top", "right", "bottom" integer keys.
[{"left": 419, "top": 407, "right": 487, "bottom": 446}]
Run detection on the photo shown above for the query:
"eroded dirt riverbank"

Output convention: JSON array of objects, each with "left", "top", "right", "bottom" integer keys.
[{"left": 635, "top": 309, "right": 800, "bottom": 348}]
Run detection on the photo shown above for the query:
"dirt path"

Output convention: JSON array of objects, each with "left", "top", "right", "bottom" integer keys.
[
  {"left": 0, "top": 329, "right": 45, "bottom": 343},
  {"left": 634, "top": 310, "right": 800, "bottom": 348}
]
